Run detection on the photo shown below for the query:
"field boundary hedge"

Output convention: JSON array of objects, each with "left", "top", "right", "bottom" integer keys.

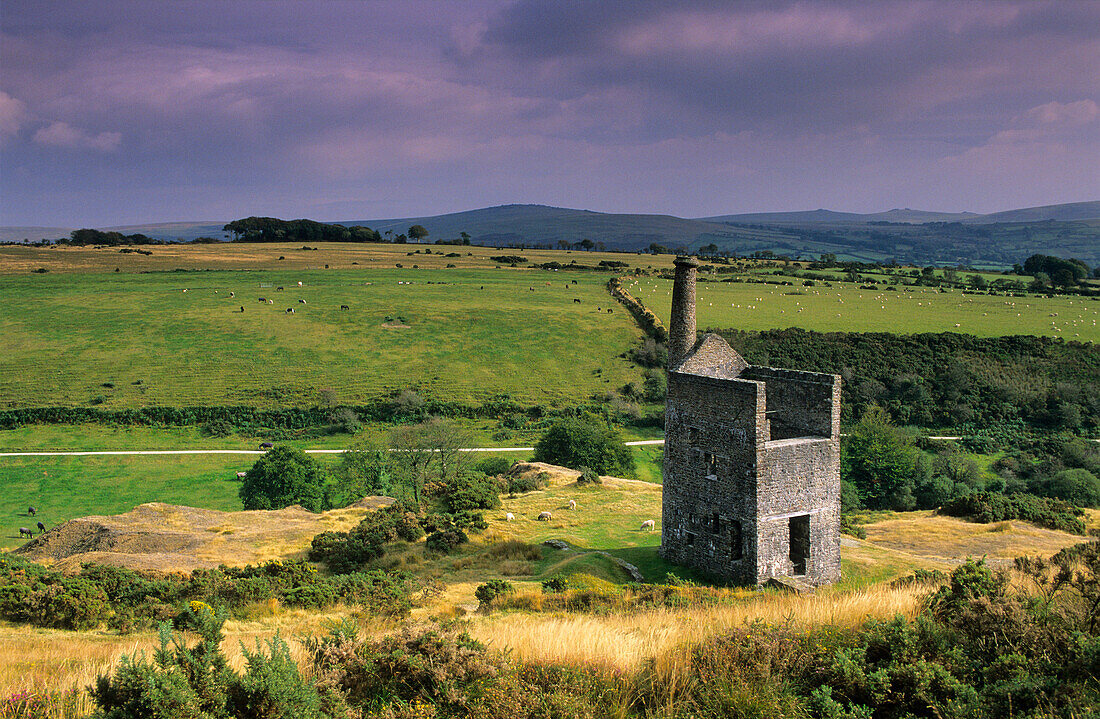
[{"left": 608, "top": 276, "right": 668, "bottom": 342}]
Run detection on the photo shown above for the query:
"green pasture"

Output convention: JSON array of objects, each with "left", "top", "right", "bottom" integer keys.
[
  {"left": 629, "top": 277, "right": 1100, "bottom": 341},
  {"left": 0, "top": 267, "right": 645, "bottom": 409},
  {"left": 0, "top": 455, "right": 251, "bottom": 551}
]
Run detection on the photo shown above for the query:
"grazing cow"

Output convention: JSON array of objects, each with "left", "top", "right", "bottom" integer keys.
[
  {"left": 505, "top": 512, "right": 515, "bottom": 521},
  {"left": 286, "top": 308, "right": 294, "bottom": 313},
  {"left": 19, "top": 527, "right": 33, "bottom": 539},
  {"left": 236, "top": 471, "right": 247, "bottom": 478},
  {"left": 27, "top": 506, "right": 35, "bottom": 517},
  {"left": 240, "top": 306, "right": 245, "bottom": 312},
  {"left": 258, "top": 297, "right": 267, "bottom": 302},
  {"left": 568, "top": 499, "right": 577, "bottom": 510},
  {"left": 640, "top": 519, "right": 655, "bottom": 531},
  {"left": 573, "top": 298, "right": 581, "bottom": 303},
  {"left": 259, "top": 442, "right": 274, "bottom": 449},
  {"left": 607, "top": 309, "right": 613, "bottom": 314},
  {"left": 537, "top": 511, "right": 552, "bottom": 521},
  {"left": 298, "top": 299, "right": 306, "bottom": 304},
  {"left": 229, "top": 292, "right": 234, "bottom": 297},
  {"left": 340, "top": 305, "right": 350, "bottom": 311},
  {"left": 276, "top": 286, "right": 284, "bottom": 291},
  {"left": 37, "top": 522, "right": 45, "bottom": 533}
]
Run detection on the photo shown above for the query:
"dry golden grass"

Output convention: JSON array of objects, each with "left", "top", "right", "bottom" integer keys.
[
  {"left": 467, "top": 583, "right": 925, "bottom": 673},
  {"left": 861, "top": 510, "right": 1088, "bottom": 565},
  {"left": 21, "top": 499, "right": 392, "bottom": 574}
]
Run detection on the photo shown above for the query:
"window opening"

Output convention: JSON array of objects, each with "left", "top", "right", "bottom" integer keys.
[
  {"left": 730, "top": 520, "right": 742, "bottom": 560},
  {"left": 789, "top": 515, "right": 810, "bottom": 575}
]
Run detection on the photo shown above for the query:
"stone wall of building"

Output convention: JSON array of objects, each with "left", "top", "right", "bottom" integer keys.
[
  {"left": 756, "top": 437, "right": 842, "bottom": 585},
  {"left": 662, "top": 372, "right": 763, "bottom": 584}
]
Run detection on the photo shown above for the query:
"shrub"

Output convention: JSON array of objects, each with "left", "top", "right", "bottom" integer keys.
[
  {"left": 1033, "top": 468, "right": 1100, "bottom": 507},
  {"left": 240, "top": 446, "right": 327, "bottom": 512},
  {"left": 309, "top": 505, "right": 424, "bottom": 573},
  {"left": 940, "top": 492, "right": 1086, "bottom": 534},
  {"left": 442, "top": 472, "right": 501, "bottom": 512},
  {"left": 425, "top": 528, "right": 468, "bottom": 554},
  {"left": 474, "top": 580, "right": 515, "bottom": 610},
  {"left": 533, "top": 417, "right": 635, "bottom": 476},
  {"left": 508, "top": 471, "right": 549, "bottom": 494},
  {"left": 474, "top": 456, "right": 512, "bottom": 477},
  {"left": 576, "top": 466, "right": 601, "bottom": 485}
]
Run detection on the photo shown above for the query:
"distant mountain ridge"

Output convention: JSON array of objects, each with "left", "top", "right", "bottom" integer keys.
[{"left": 3, "top": 200, "right": 1097, "bottom": 266}]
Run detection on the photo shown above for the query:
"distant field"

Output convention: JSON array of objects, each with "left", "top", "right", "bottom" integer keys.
[
  {"left": 0, "top": 266, "right": 645, "bottom": 409},
  {"left": 633, "top": 277, "right": 1100, "bottom": 342},
  {"left": 0, "top": 242, "right": 676, "bottom": 275}
]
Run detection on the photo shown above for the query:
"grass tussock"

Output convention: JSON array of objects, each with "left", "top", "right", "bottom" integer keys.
[{"left": 469, "top": 583, "right": 925, "bottom": 673}]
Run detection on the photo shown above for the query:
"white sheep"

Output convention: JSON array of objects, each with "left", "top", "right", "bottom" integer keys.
[
  {"left": 568, "top": 499, "right": 577, "bottom": 510},
  {"left": 537, "top": 511, "right": 552, "bottom": 521},
  {"left": 505, "top": 512, "right": 515, "bottom": 521},
  {"left": 640, "top": 519, "right": 655, "bottom": 531}
]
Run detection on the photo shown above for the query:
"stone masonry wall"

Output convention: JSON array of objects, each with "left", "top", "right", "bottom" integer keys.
[
  {"left": 756, "top": 437, "right": 842, "bottom": 585},
  {"left": 662, "top": 372, "right": 763, "bottom": 584}
]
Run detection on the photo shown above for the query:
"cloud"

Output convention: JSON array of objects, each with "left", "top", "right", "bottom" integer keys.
[
  {"left": 32, "top": 121, "right": 121, "bottom": 151},
  {"left": 1023, "top": 100, "right": 1099, "bottom": 128},
  {"left": 0, "top": 91, "right": 28, "bottom": 142}
]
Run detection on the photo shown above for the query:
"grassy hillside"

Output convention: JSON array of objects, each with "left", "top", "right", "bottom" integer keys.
[
  {"left": 635, "top": 276, "right": 1100, "bottom": 342},
  {"left": 0, "top": 265, "right": 644, "bottom": 409}
]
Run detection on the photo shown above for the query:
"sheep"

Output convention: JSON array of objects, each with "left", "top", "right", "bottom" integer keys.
[
  {"left": 259, "top": 442, "right": 274, "bottom": 449},
  {"left": 37, "top": 522, "right": 45, "bottom": 533},
  {"left": 298, "top": 299, "right": 306, "bottom": 304},
  {"left": 229, "top": 292, "right": 234, "bottom": 297},
  {"left": 640, "top": 519, "right": 655, "bottom": 531},
  {"left": 286, "top": 308, "right": 295, "bottom": 313},
  {"left": 537, "top": 511, "right": 552, "bottom": 521},
  {"left": 236, "top": 471, "right": 247, "bottom": 478},
  {"left": 27, "top": 506, "right": 35, "bottom": 517},
  {"left": 19, "top": 527, "right": 33, "bottom": 539},
  {"left": 505, "top": 512, "right": 515, "bottom": 521},
  {"left": 568, "top": 499, "right": 577, "bottom": 510}
]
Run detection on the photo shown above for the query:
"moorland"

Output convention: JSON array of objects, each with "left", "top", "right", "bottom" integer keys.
[{"left": 1, "top": 238, "right": 1099, "bottom": 716}]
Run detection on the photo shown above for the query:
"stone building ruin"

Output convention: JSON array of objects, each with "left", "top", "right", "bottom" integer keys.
[{"left": 661, "top": 256, "right": 841, "bottom": 587}]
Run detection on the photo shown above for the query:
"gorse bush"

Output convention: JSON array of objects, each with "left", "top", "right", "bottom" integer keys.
[
  {"left": 308, "top": 503, "right": 424, "bottom": 573},
  {"left": 91, "top": 605, "right": 347, "bottom": 719},
  {"left": 0, "top": 555, "right": 413, "bottom": 631}
]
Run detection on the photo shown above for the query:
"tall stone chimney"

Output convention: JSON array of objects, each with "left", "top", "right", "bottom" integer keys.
[{"left": 668, "top": 256, "right": 700, "bottom": 369}]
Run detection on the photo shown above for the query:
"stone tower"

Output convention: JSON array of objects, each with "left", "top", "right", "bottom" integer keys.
[{"left": 660, "top": 257, "right": 841, "bottom": 587}]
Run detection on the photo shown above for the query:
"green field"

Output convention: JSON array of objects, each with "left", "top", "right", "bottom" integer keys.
[
  {"left": 630, "top": 277, "right": 1100, "bottom": 341},
  {"left": 0, "top": 267, "right": 644, "bottom": 409}
]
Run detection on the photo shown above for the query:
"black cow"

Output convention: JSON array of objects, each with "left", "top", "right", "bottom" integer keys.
[
  {"left": 27, "top": 506, "right": 35, "bottom": 516},
  {"left": 37, "top": 522, "right": 45, "bottom": 533},
  {"left": 340, "top": 305, "right": 350, "bottom": 311},
  {"left": 298, "top": 299, "right": 306, "bottom": 304},
  {"left": 19, "top": 527, "right": 33, "bottom": 539},
  {"left": 573, "top": 298, "right": 581, "bottom": 303},
  {"left": 259, "top": 442, "right": 274, "bottom": 449},
  {"left": 276, "top": 286, "right": 284, "bottom": 291},
  {"left": 286, "top": 308, "right": 295, "bottom": 313}
]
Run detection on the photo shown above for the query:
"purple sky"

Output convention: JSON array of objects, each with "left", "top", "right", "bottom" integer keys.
[{"left": 2, "top": 0, "right": 1098, "bottom": 227}]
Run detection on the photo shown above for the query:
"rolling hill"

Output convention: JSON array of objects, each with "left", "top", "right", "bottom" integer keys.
[{"left": 4, "top": 201, "right": 1098, "bottom": 267}]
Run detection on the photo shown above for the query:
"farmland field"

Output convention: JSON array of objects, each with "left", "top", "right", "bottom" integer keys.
[
  {"left": 631, "top": 276, "right": 1100, "bottom": 342},
  {"left": 0, "top": 265, "right": 645, "bottom": 409}
]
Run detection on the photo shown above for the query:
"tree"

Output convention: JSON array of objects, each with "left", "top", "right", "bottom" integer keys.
[
  {"left": 240, "top": 446, "right": 328, "bottom": 512},
  {"left": 389, "top": 418, "right": 475, "bottom": 507},
  {"left": 459, "top": 231, "right": 471, "bottom": 245},
  {"left": 533, "top": 417, "right": 634, "bottom": 477},
  {"left": 330, "top": 441, "right": 393, "bottom": 508},
  {"left": 408, "top": 225, "right": 429, "bottom": 243},
  {"left": 840, "top": 406, "right": 918, "bottom": 510}
]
